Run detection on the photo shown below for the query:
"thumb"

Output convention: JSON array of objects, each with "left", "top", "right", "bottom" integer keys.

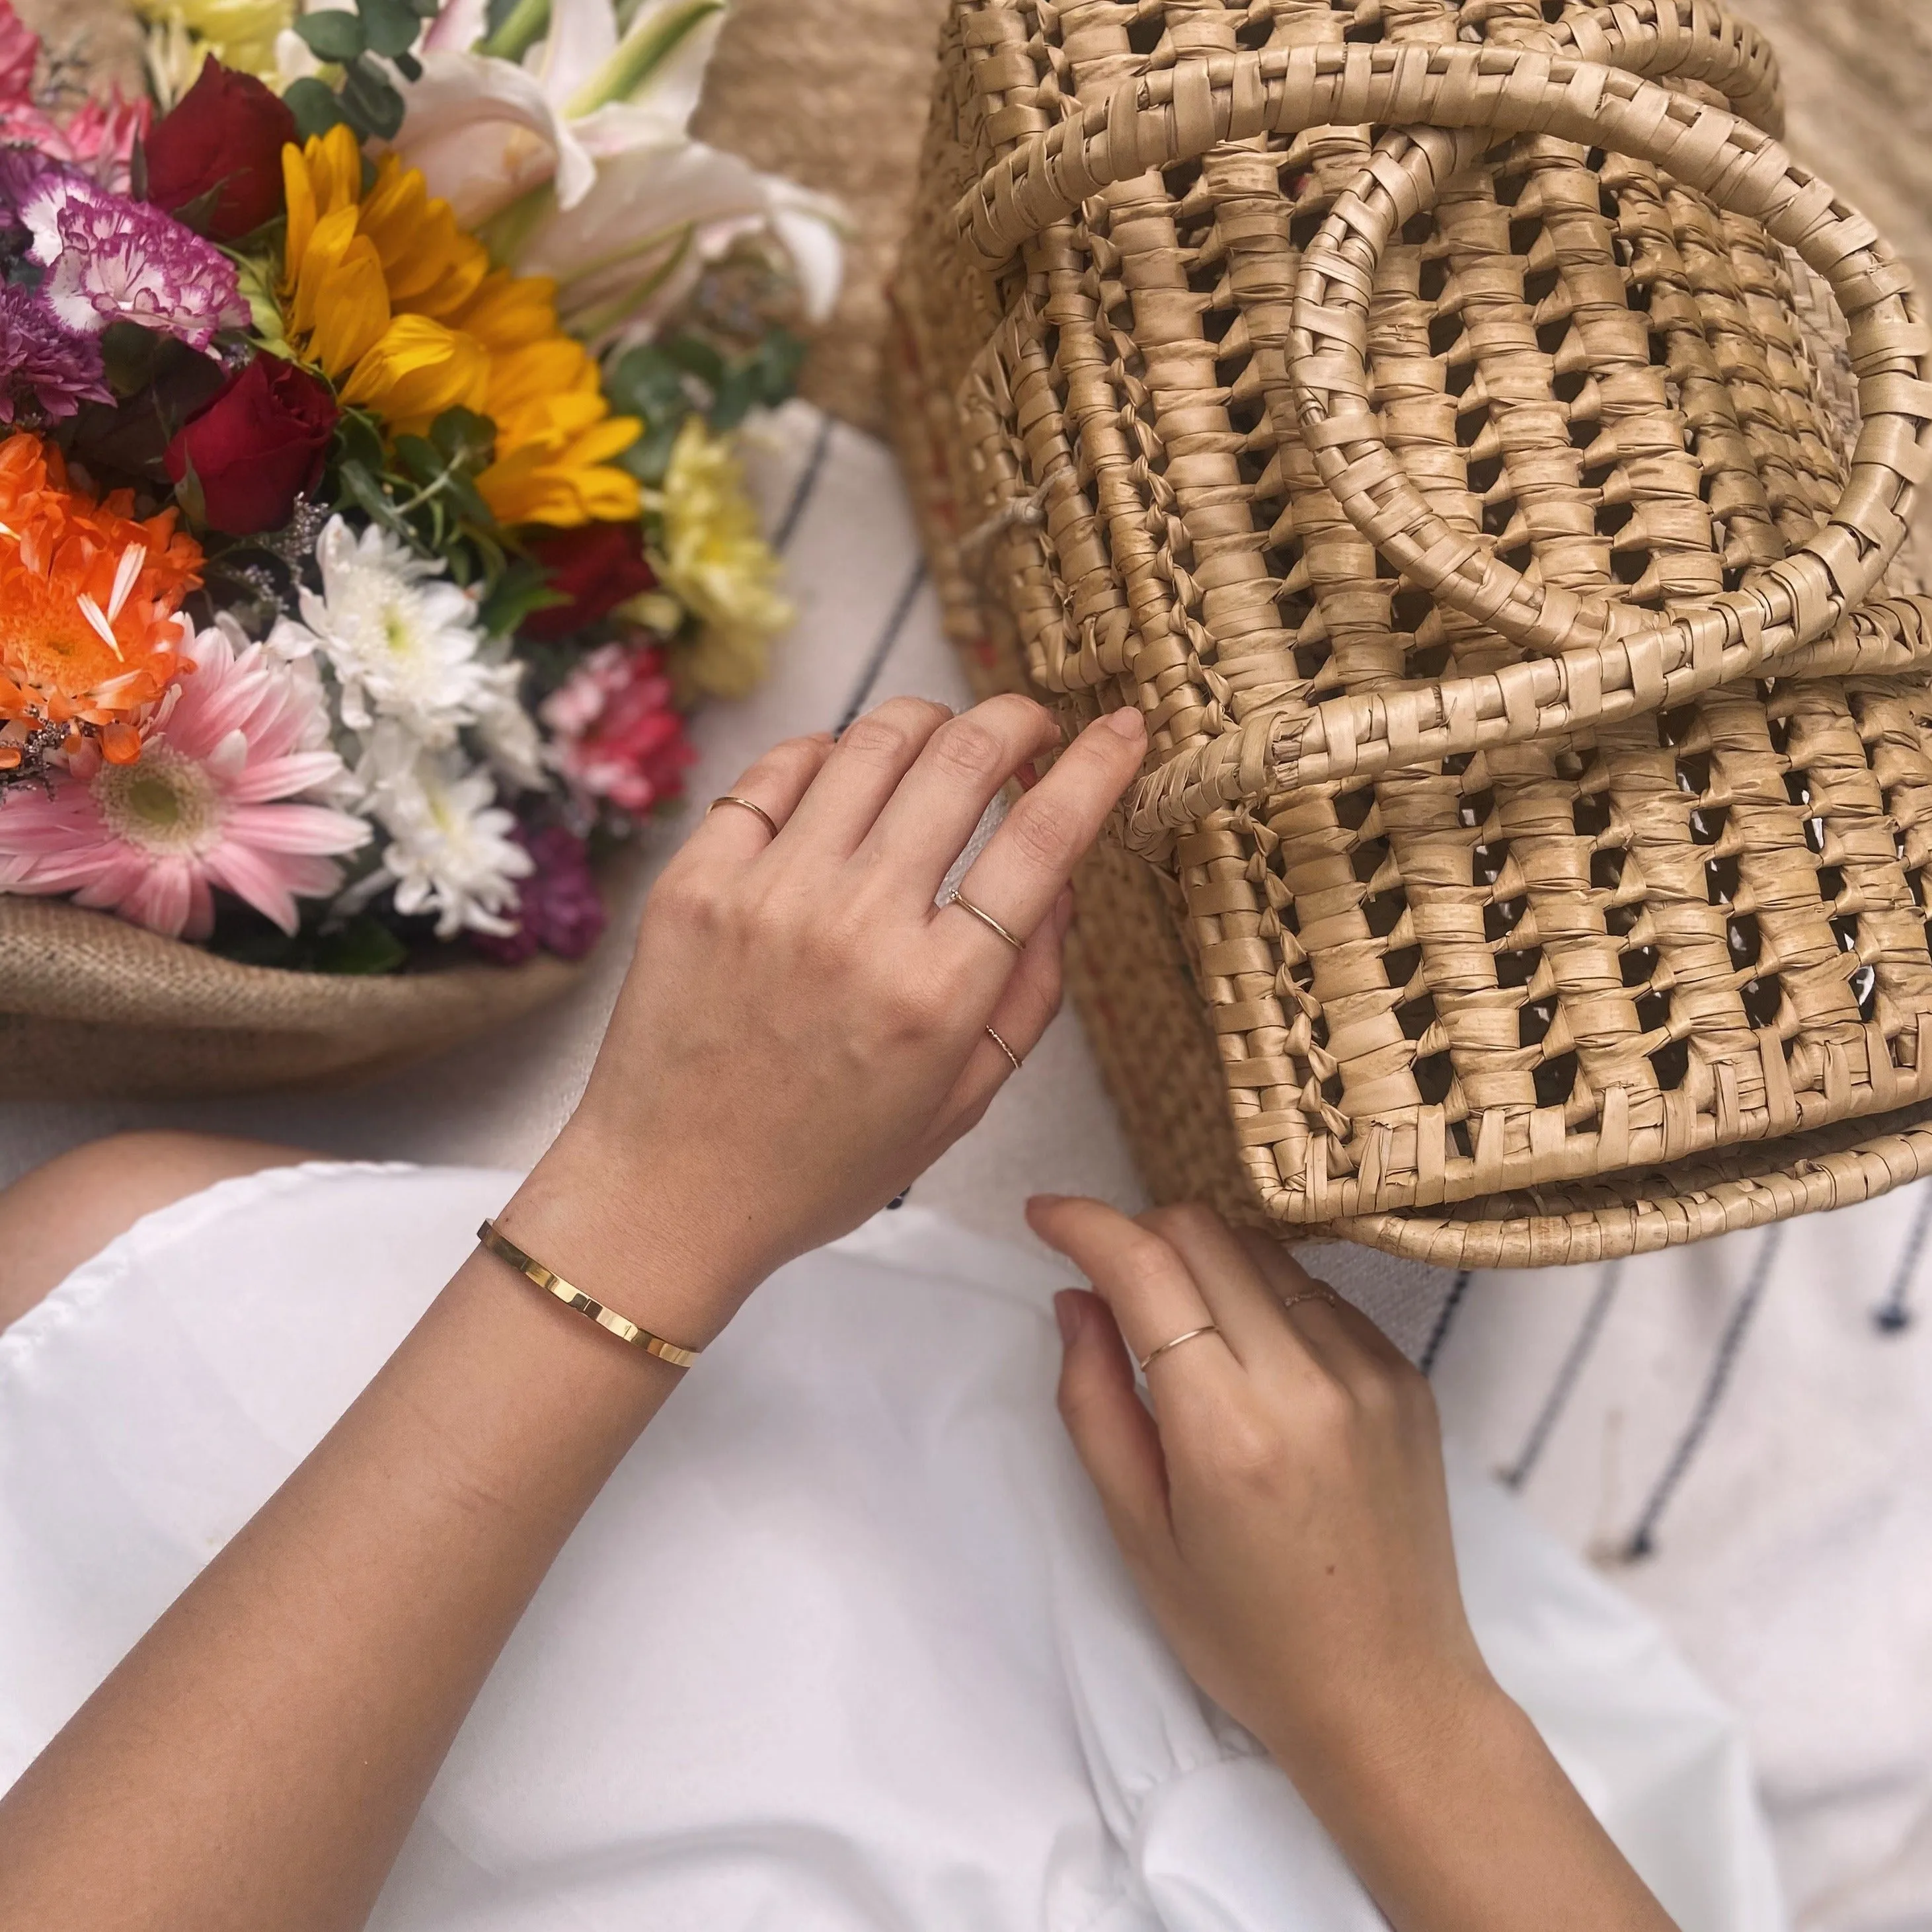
[{"left": 1054, "top": 1289, "right": 1171, "bottom": 1557}]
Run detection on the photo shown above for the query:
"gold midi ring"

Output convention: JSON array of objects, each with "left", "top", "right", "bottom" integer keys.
[
  {"left": 946, "top": 888, "right": 1025, "bottom": 953},
  {"left": 1282, "top": 1289, "right": 1339, "bottom": 1317},
  {"left": 709, "top": 794, "right": 780, "bottom": 838},
  {"left": 985, "top": 1024, "right": 1022, "bottom": 1073},
  {"left": 1138, "top": 1324, "right": 1221, "bottom": 1374}
]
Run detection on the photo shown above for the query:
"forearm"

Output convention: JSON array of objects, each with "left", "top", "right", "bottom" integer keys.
[
  {"left": 0, "top": 1135, "right": 728, "bottom": 1932},
  {"left": 1276, "top": 1680, "right": 1678, "bottom": 1932}
]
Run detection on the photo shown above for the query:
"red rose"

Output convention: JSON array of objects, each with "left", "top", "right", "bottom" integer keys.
[
  {"left": 165, "top": 355, "right": 338, "bottom": 536},
  {"left": 522, "top": 521, "right": 657, "bottom": 640},
  {"left": 142, "top": 58, "right": 296, "bottom": 242}
]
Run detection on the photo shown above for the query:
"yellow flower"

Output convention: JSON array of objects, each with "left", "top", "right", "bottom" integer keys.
[
  {"left": 648, "top": 418, "right": 791, "bottom": 700},
  {"left": 132, "top": 0, "right": 291, "bottom": 89},
  {"left": 278, "top": 129, "right": 638, "bottom": 524},
  {"left": 339, "top": 317, "right": 492, "bottom": 436},
  {"left": 473, "top": 344, "right": 637, "bottom": 522}
]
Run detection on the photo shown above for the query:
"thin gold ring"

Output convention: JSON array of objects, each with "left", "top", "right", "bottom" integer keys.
[
  {"left": 946, "top": 887, "right": 1025, "bottom": 953},
  {"left": 709, "top": 794, "right": 780, "bottom": 838},
  {"left": 1138, "top": 1323, "right": 1221, "bottom": 1373},
  {"left": 985, "top": 1024, "right": 1022, "bottom": 1073},
  {"left": 1282, "top": 1289, "right": 1339, "bottom": 1317}
]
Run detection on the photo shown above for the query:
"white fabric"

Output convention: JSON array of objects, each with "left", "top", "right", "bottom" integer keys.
[{"left": 0, "top": 1163, "right": 1783, "bottom": 1931}]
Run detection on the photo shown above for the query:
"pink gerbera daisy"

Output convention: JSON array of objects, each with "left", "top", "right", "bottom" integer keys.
[{"left": 0, "top": 616, "right": 370, "bottom": 939}]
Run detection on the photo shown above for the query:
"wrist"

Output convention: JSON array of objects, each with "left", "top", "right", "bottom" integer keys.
[
  {"left": 1258, "top": 1656, "right": 1514, "bottom": 1807},
  {"left": 498, "top": 1120, "right": 761, "bottom": 1353}
]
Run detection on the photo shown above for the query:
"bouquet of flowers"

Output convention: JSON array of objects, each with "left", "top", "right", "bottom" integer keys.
[{"left": 0, "top": 0, "right": 837, "bottom": 976}]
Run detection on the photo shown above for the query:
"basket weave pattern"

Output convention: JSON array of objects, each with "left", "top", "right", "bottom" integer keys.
[{"left": 895, "top": 0, "right": 1932, "bottom": 1265}]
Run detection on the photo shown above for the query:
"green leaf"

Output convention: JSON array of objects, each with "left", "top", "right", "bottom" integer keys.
[
  {"left": 748, "top": 327, "right": 806, "bottom": 406},
  {"left": 707, "top": 362, "right": 761, "bottom": 434},
  {"left": 429, "top": 406, "right": 496, "bottom": 471},
  {"left": 338, "top": 458, "right": 410, "bottom": 537},
  {"left": 284, "top": 76, "right": 350, "bottom": 140},
  {"left": 443, "top": 471, "right": 495, "bottom": 528},
  {"left": 295, "top": 9, "right": 366, "bottom": 59},
  {"left": 334, "top": 408, "right": 386, "bottom": 475},
  {"left": 662, "top": 332, "right": 725, "bottom": 391},
  {"left": 392, "top": 432, "right": 444, "bottom": 488},
  {"left": 604, "top": 342, "right": 692, "bottom": 424},
  {"left": 392, "top": 47, "right": 422, "bottom": 79},
  {"left": 340, "top": 56, "right": 405, "bottom": 139},
  {"left": 356, "top": 0, "right": 422, "bottom": 58},
  {"left": 619, "top": 415, "right": 685, "bottom": 487},
  {"left": 163, "top": 179, "right": 230, "bottom": 239},
  {"left": 313, "top": 915, "right": 410, "bottom": 976},
  {"left": 479, "top": 555, "right": 571, "bottom": 638},
  {"left": 99, "top": 320, "right": 162, "bottom": 397},
  {"left": 171, "top": 447, "right": 208, "bottom": 529}
]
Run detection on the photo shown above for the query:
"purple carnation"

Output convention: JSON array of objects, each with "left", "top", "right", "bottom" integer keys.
[
  {"left": 0, "top": 280, "right": 108, "bottom": 421},
  {"left": 471, "top": 825, "right": 607, "bottom": 966},
  {"left": 0, "top": 142, "right": 61, "bottom": 214},
  {"left": 19, "top": 169, "right": 249, "bottom": 351}
]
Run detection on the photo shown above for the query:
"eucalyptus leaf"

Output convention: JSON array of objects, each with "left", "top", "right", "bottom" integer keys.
[
  {"left": 356, "top": 0, "right": 422, "bottom": 59},
  {"left": 284, "top": 76, "right": 350, "bottom": 139},
  {"left": 662, "top": 333, "right": 725, "bottom": 391},
  {"left": 295, "top": 9, "right": 366, "bottom": 60},
  {"left": 341, "top": 57, "right": 405, "bottom": 139},
  {"left": 392, "top": 48, "right": 422, "bottom": 80}
]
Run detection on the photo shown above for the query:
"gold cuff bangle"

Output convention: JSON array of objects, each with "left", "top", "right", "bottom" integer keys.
[{"left": 476, "top": 1220, "right": 703, "bottom": 1368}]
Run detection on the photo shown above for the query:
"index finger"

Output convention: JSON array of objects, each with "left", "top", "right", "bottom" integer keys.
[{"left": 937, "top": 704, "right": 1146, "bottom": 957}]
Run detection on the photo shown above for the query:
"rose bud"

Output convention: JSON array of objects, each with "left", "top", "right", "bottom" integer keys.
[
  {"left": 521, "top": 520, "right": 658, "bottom": 641},
  {"left": 143, "top": 58, "right": 297, "bottom": 242},
  {"left": 165, "top": 354, "right": 338, "bottom": 536}
]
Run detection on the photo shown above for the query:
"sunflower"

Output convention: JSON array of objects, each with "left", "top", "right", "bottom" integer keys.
[
  {"left": 0, "top": 433, "right": 202, "bottom": 769},
  {"left": 278, "top": 129, "right": 641, "bottom": 529}
]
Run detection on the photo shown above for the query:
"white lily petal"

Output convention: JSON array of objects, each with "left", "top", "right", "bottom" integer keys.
[
  {"left": 586, "top": 0, "right": 720, "bottom": 125},
  {"left": 390, "top": 48, "right": 574, "bottom": 225},
  {"left": 761, "top": 176, "right": 847, "bottom": 323},
  {"left": 424, "top": 0, "right": 491, "bottom": 52},
  {"left": 570, "top": 98, "right": 691, "bottom": 159},
  {"left": 533, "top": 0, "right": 617, "bottom": 105}
]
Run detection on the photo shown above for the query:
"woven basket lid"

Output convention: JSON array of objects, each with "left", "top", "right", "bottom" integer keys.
[{"left": 898, "top": 0, "right": 1932, "bottom": 1262}]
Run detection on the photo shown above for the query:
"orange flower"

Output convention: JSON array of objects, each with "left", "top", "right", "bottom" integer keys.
[{"left": 0, "top": 432, "right": 202, "bottom": 764}]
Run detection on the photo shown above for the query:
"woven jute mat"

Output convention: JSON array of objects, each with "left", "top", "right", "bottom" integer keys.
[{"left": 693, "top": 0, "right": 948, "bottom": 436}]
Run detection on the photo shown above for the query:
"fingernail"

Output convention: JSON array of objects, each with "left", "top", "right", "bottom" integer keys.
[
  {"left": 1105, "top": 706, "right": 1147, "bottom": 742},
  {"left": 1054, "top": 886, "right": 1075, "bottom": 936},
  {"left": 1054, "top": 1290, "right": 1085, "bottom": 1344}
]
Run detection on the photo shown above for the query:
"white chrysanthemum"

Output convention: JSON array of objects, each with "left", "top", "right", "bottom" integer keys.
[
  {"left": 472, "top": 658, "right": 549, "bottom": 793},
  {"left": 271, "top": 517, "right": 492, "bottom": 748},
  {"left": 348, "top": 724, "right": 532, "bottom": 939}
]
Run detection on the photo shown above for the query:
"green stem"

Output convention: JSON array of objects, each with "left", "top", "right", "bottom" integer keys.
[
  {"left": 477, "top": 0, "right": 551, "bottom": 64},
  {"left": 562, "top": 0, "right": 719, "bottom": 116}
]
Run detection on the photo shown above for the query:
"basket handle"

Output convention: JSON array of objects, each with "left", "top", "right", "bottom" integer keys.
[
  {"left": 954, "top": 12, "right": 1786, "bottom": 269},
  {"left": 1287, "top": 98, "right": 1932, "bottom": 668}
]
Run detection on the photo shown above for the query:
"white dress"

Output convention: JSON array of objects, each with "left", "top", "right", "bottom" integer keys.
[{"left": 0, "top": 1162, "right": 1787, "bottom": 1932}]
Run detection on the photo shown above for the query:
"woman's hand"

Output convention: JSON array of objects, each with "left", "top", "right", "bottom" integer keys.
[
  {"left": 514, "top": 694, "right": 1149, "bottom": 1344},
  {"left": 1032, "top": 1198, "right": 1486, "bottom": 1777},
  {"left": 1032, "top": 1197, "right": 1680, "bottom": 1932}
]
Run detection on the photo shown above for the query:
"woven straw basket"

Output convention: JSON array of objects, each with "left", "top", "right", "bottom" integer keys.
[{"left": 892, "top": 0, "right": 1932, "bottom": 1266}]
